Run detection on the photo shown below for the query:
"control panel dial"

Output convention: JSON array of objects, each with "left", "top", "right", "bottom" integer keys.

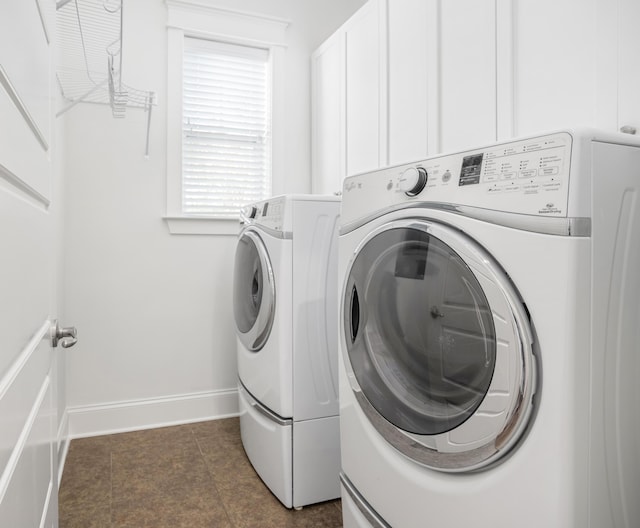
[{"left": 399, "top": 167, "right": 428, "bottom": 196}]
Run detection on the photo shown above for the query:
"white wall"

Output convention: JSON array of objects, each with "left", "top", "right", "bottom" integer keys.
[{"left": 62, "top": 0, "right": 366, "bottom": 436}]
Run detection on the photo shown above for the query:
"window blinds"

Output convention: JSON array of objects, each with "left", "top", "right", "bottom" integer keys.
[{"left": 182, "top": 38, "right": 271, "bottom": 217}]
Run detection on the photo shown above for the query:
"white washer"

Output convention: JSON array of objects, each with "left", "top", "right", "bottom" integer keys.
[
  {"left": 233, "top": 194, "right": 341, "bottom": 509},
  {"left": 338, "top": 129, "right": 640, "bottom": 528}
]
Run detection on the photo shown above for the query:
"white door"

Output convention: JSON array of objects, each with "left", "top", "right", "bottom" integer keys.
[{"left": 0, "top": 1, "right": 61, "bottom": 526}]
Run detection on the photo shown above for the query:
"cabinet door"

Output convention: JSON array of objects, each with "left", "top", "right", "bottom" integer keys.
[
  {"left": 388, "top": 0, "right": 430, "bottom": 164},
  {"left": 311, "top": 31, "right": 345, "bottom": 194},
  {"left": 439, "top": 0, "right": 496, "bottom": 152},
  {"left": 618, "top": 0, "right": 640, "bottom": 133},
  {"left": 504, "top": 0, "right": 599, "bottom": 136},
  {"left": 344, "top": 0, "right": 387, "bottom": 176}
]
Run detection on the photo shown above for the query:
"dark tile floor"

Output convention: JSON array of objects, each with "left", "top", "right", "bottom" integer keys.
[{"left": 59, "top": 418, "right": 343, "bottom": 528}]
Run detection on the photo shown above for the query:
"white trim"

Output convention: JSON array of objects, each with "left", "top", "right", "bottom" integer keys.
[
  {"left": 163, "top": 216, "right": 240, "bottom": 236},
  {"left": 166, "top": 0, "right": 290, "bottom": 29},
  {"left": 67, "top": 388, "right": 240, "bottom": 439},
  {"left": 166, "top": 26, "right": 184, "bottom": 220},
  {"left": 270, "top": 44, "right": 286, "bottom": 196},
  {"left": 0, "top": 161, "right": 51, "bottom": 210},
  {"left": 0, "top": 65, "right": 49, "bottom": 151},
  {"left": 166, "top": 1, "right": 289, "bottom": 47},
  {"left": 37, "top": 481, "right": 54, "bottom": 528},
  {"left": 56, "top": 410, "right": 70, "bottom": 487},
  {"left": 166, "top": 25, "right": 289, "bottom": 49},
  {"left": 0, "top": 375, "right": 51, "bottom": 504},
  {"left": 0, "top": 321, "right": 50, "bottom": 401}
]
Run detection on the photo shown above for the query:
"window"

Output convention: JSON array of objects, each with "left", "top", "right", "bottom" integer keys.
[
  {"left": 165, "top": 1, "right": 288, "bottom": 235},
  {"left": 182, "top": 38, "right": 271, "bottom": 217}
]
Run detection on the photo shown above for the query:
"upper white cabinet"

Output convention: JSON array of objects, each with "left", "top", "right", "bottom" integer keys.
[
  {"left": 312, "top": 0, "right": 640, "bottom": 194},
  {"left": 496, "top": 0, "right": 640, "bottom": 138},
  {"left": 496, "top": 0, "right": 600, "bottom": 138}
]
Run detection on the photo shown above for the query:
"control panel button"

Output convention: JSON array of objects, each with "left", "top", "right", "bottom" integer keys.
[
  {"left": 519, "top": 169, "right": 538, "bottom": 179},
  {"left": 399, "top": 166, "right": 428, "bottom": 196},
  {"left": 539, "top": 166, "right": 559, "bottom": 176}
]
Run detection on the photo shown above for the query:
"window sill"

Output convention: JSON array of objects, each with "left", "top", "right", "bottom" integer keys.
[{"left": 163, "top": 216, "right": 240, "bottom": 236}]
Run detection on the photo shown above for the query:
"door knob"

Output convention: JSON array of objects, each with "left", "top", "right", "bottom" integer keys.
[{"left": 50, "top": 320, "right": 78, "bottom": 348}]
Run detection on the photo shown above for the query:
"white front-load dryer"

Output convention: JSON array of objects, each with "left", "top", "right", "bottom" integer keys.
[
  {"left": 233, "top": 194, "right": 342, "bottom": 509},
  {"left": 234, "top": 196, "right": 293, "bottom": 419},
  {"left": 338, "top": 129, "right": 640, "bottom": 528}
]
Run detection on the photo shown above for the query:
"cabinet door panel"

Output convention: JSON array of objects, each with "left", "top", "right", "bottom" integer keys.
[
  {"left": 618, "top": 0, "right": 640, "bottom": 132},
  {"left": 440, "top": 0, "right": 496, "bottom": 153},
  {"left": 512, "top": 0, "right": 597, "bottom": 135},
  {"left": 345, "top": 0, "right": 382, "bottom": 176},
  {"left": 388, "top": 0, "right": 429, "bottom": 164},
  {"left": 312, "top": 33, "right": 345, "bottom": 194}
]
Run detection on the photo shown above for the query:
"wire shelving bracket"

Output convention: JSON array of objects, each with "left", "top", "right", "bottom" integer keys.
[{"left": 56, "top": 0, "right": 156, "bottom": 156}]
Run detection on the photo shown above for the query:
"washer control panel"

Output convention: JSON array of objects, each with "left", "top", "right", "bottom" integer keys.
[{"left": 344, "top": 132, "right": 572, "bottom": 222}]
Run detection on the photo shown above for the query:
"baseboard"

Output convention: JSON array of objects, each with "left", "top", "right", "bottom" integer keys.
[
  {"left": 67, "top": 388, "right": 240, "bottom": 439},
  {"left": 56, "top": 410, "right": 70, "bottom": 487}
]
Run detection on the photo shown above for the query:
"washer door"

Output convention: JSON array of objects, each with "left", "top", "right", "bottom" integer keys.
[
  {"left": 234, "top": 229, "right": 276, "bottom": 352},
  {"left": 343, "top": 219, "right": 536, "bottom": 472}
]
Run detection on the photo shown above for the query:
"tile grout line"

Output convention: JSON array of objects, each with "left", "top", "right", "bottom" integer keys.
[{"left": 192, "top": 428, "right": 237, "bottom": 528}]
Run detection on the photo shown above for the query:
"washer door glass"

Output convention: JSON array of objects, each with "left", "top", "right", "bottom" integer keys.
[
  {"left": 234, "top": 230, "right": 275, "bottom": 351},
  {"left": 346, "top": 225, "right": 496, "bottom": 435}
]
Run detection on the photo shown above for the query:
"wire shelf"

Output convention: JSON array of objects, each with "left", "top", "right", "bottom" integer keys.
[{"left": 56, "top": 0, "right": 156, "bottom": 154}]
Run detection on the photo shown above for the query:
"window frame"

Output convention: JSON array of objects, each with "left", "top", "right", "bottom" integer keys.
[{"left": 165, "top": 1, "right": 288, "bottom": 235}]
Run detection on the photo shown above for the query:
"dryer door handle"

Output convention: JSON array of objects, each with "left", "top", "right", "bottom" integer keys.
[{"left": 350, "top": 285, "right": 360, "bottom": 343}]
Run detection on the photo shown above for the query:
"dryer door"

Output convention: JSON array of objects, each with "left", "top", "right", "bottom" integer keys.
[
  {"left": 342, "top": 219, "right": 537, "bottom": 472},
  {"left": 234, "top": 229, "right": 276, "bottom": 352}
]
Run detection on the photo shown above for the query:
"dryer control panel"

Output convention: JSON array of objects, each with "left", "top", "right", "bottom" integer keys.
[
  {"left": 341, "top": 132, "right": 573, "bottom": 224},
  {"left": 240, "top": 196, "right": 286, "bottom": 232}
]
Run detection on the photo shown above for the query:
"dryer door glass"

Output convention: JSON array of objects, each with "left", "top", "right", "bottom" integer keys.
[
  {"left": 234, "top": 230, "right": 275, "bottom": 351},
  {"left": 345, "top": 226, "right": 496, "bottom": 435}
]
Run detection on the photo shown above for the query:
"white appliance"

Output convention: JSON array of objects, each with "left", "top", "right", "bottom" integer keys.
[
  {"left": 233, "top": 194, "right": 341, "bottom": 509},
  {"left": 338, "top": 129, "right": 640, "bottom": 528}
]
